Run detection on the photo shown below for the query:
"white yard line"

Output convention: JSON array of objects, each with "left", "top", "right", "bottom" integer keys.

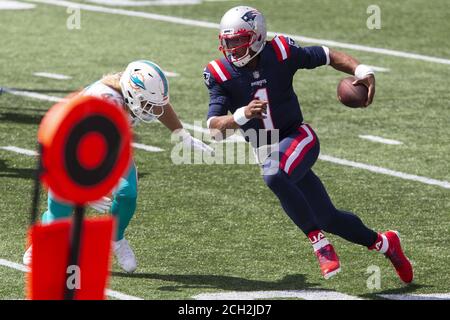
[
  {"left": 379, "top": 293, "right": 450, "bottom": 300},
  {"left": 358, "top": 135, "right": 403, "bottom": 145},
  {"left": 181, "top": 122, "right": 450, "bottom": 189},
  {"left": 163, "top": 70, "right": 180, "bottom": 77},
  {"left": 318, "top": 154, "right": 450, "bottom": 189},
  {"left": 105, "top": 289, "right": 144, "bottom": 300},
  {"left": 1, "top": 144, "right": 162, "bottom": 156},
  {"left": 4, "top": 255, "right": 446, "bottom": 300},
  {"left": 194, "top": 290, "right": 450, "bottom": 301},
  {"left": 86, "top": 0, "right": 201, "bottom": 6},
  {"left": 0, "top": 258, "right": 144, "bottom": 300},
  {"left": 0, "top": 146, "right": 39, "bottom": 156},
  {"left": 27, "top": 0, "right": 450, "bottom": 66},
  {"left": 193, "top": 290, "right": 362, "bottom": 300},
  {"left": 366, "top": 65, "right": 390, "bottom": 72},
  {"left": 4, "top": 88, "right": 64, "bottom": 102},
  {"left": 132, "top": 142, "right": 164, "bottom": 152},
  {"left": 0, "top": 258, "right": 30, "bottom": 273},
  {"left": 33, "top": 72, "right": 72, "bottom": 80},
  {"left": 0, "top": 1, "right": 35, "bottom": 10}
]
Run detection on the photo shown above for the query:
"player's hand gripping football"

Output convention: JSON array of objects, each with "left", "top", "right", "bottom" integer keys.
[
  {"left": 244, "top": 99, "right": 268, "bottom": 119},
  {"left": 352, "top": 74, "right": 375, "bottom": 107}
]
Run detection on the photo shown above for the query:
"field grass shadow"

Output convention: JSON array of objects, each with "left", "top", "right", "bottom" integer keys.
[
  {"left": 359, "top": 283, "right": 435, "bottom": 300},
  {"left": 0, "top": 112, "right": 44, "bottom": 125},
  {"left": 111, "top": 272, "right": 319, "bottom": 292},
  {"left": 0, "top": 159, "right": 35, "bottom": 180}
]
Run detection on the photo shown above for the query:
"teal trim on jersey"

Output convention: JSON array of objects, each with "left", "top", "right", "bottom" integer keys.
[{"left": 139, "top": 60, "right": 169, "bottom": 98}]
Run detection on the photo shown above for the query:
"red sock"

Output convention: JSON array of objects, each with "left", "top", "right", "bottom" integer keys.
[
  {"left": 368, "top": 232, "right": 389, "bottom": 253},
  {"left": 308, "top": 230, "right": 329, "bottom": 252}
]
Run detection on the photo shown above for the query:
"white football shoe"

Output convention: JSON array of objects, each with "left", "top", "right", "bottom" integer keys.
[
  {"left": 23, "top": 245, "right": 32, "bottom": 267},
  {"left": 113, "top": 238, "right": 137, "bottom": 273}
]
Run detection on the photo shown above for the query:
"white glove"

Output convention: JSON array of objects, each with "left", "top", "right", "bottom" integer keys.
[
  {"left": 177, "top": 129, "right": 215, "bottom": 156},
  {"left": 88, "top": 196, "right": 112, "bottom": 213}
]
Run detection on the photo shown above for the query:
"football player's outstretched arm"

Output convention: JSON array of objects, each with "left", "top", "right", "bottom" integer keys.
[
  {"left": 208, "top": 115, "right": 239, "bottom": 141},
  {"left": 158, "top": 102, "right": 183, "bottom": 132},
  {"left": 159, "top": 103, "right": 214, "bottom": 155},
  {"left": 329, "top": 49, "right": 375, "bottom": 106},
  {"left": 208, "top": 99, "right": 268, "bottom": 140}
]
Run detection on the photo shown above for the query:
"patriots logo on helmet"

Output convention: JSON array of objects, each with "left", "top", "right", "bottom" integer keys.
[
  {"left": 129, "top": 72, "right": 146, "bottom": 90},
  {"left": 241, "top": 10, "right": 259, "bottom": 24}
]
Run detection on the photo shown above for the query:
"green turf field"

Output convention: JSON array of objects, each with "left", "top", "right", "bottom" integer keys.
[{"left": 0, "top": 0, "right": 449, "bottom": 300}]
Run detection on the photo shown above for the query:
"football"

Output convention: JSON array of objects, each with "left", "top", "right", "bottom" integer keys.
[{"left": 337, "top": 76, "right": 368, "bottom": 108}]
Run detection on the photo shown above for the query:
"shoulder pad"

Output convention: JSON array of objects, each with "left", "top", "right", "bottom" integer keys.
[
  {"left": 270, "top": 35, "right": 291, "bottom": 62},
  {"left": 206, "top": 59, "right": 232, "bottom": 84}
]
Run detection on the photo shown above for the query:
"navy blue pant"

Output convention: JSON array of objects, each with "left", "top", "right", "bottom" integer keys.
[{"left": 262, "top": 124, "right": 377, "bottom": 247}]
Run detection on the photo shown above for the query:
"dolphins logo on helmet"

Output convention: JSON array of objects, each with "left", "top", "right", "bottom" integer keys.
[{"left": 129, "top": 72, "right": 146, "bottom": 90}]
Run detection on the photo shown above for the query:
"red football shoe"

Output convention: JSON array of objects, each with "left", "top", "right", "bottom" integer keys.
[
  {"left": 383, "top": 231, "right": 414, "bottom": 284},
  {"left": 308, "top": 230, "right": 341, "bottom": 279},
  {"left": 315, "top": 244, "right": 341, "bottom": 279}
]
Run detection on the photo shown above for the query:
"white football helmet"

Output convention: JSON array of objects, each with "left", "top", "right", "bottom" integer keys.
[
  {"left": 119, "top": 60, "right": 169, "bottom": 123},
  {"left": 219, "top": 6, "right": 267, "bottom": 67}
]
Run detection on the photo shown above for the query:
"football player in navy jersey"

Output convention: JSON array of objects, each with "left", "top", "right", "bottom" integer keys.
[{"left": 203, "top": 6, "right": 413, "bottom": 282}]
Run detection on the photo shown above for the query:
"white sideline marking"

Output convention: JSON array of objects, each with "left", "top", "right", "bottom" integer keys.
[
  {"left": 86, "top": 0, "right": 201, "bottom": 6},
  {"left": 163, "top": 70, "right": 180, "bottom": 77},
  {"left": 193, "top": 290, "right": 362, "bottom": 300},
  {"left": 4, "top": 88, "right": 64, "bottom": 102},
  {"left": 0, "top": 1, "right": 35, "bottom": 10},
  {"left": 367, "top": 65, "right": 390, "bottom": 73},
  {"left": 105, "top": 289, "right": 144, "bottom": 300},
  {"left": 0, "top": 259, "right": 29, "bottom": 273},
  {"left": 358, "top": 135, "right": 403, "bottom": 145},
  {"left": 0, "top": 146, "right": 38, "bottom": 156},
  {"left": 318, "top": 154, "right": 450, "bottom": 189},
  {"left": 1, "top": 144, "right": 162, "bottom": 156},
  {"left": 181, "top": 122, "right": 450, "bottom": 189},
  {"left": 33, "top": 72, "right": 72, "bottom": 80},
  {"left": 28, "top": 0, "right": 450, "bottom": 66},
  {"left": 0, "top": 258, "right": 143, "bottom": 300},
  {"left": 379, "top": 293, "right": 450, "bottom": 300},
  {"left": 132, "top": 142, "right": 164, "bottom": 152},
  {"left": 29, "top": 0, "right": 219, "bottom": 28},
  {"left": 4, "top": 89, "right": 450, "bottom": 190}
]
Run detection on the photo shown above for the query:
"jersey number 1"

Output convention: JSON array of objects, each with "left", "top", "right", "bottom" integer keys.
[{"left": 254, "top": 88, "right": 274, "bottom": 130}]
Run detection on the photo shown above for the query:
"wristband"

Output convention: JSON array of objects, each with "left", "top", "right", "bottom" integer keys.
[
  {"left": 233, "top": 106, "right": 250, "bottom": 126},
  {"left": 355, "top": 64, "right": 375, "bottom": 79}
]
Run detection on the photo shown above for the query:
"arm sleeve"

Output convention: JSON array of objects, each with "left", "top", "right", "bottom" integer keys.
[
  {"left": 286, "top": 37, "right": 330, "bottom": 70},
  {"left": 203, "top": 67, "right": 230, "bottom": 120}
]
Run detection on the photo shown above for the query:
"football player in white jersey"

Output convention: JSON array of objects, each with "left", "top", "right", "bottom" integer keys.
[{"left": 23, "top": 60, "right": 213, "bottom": 273}]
